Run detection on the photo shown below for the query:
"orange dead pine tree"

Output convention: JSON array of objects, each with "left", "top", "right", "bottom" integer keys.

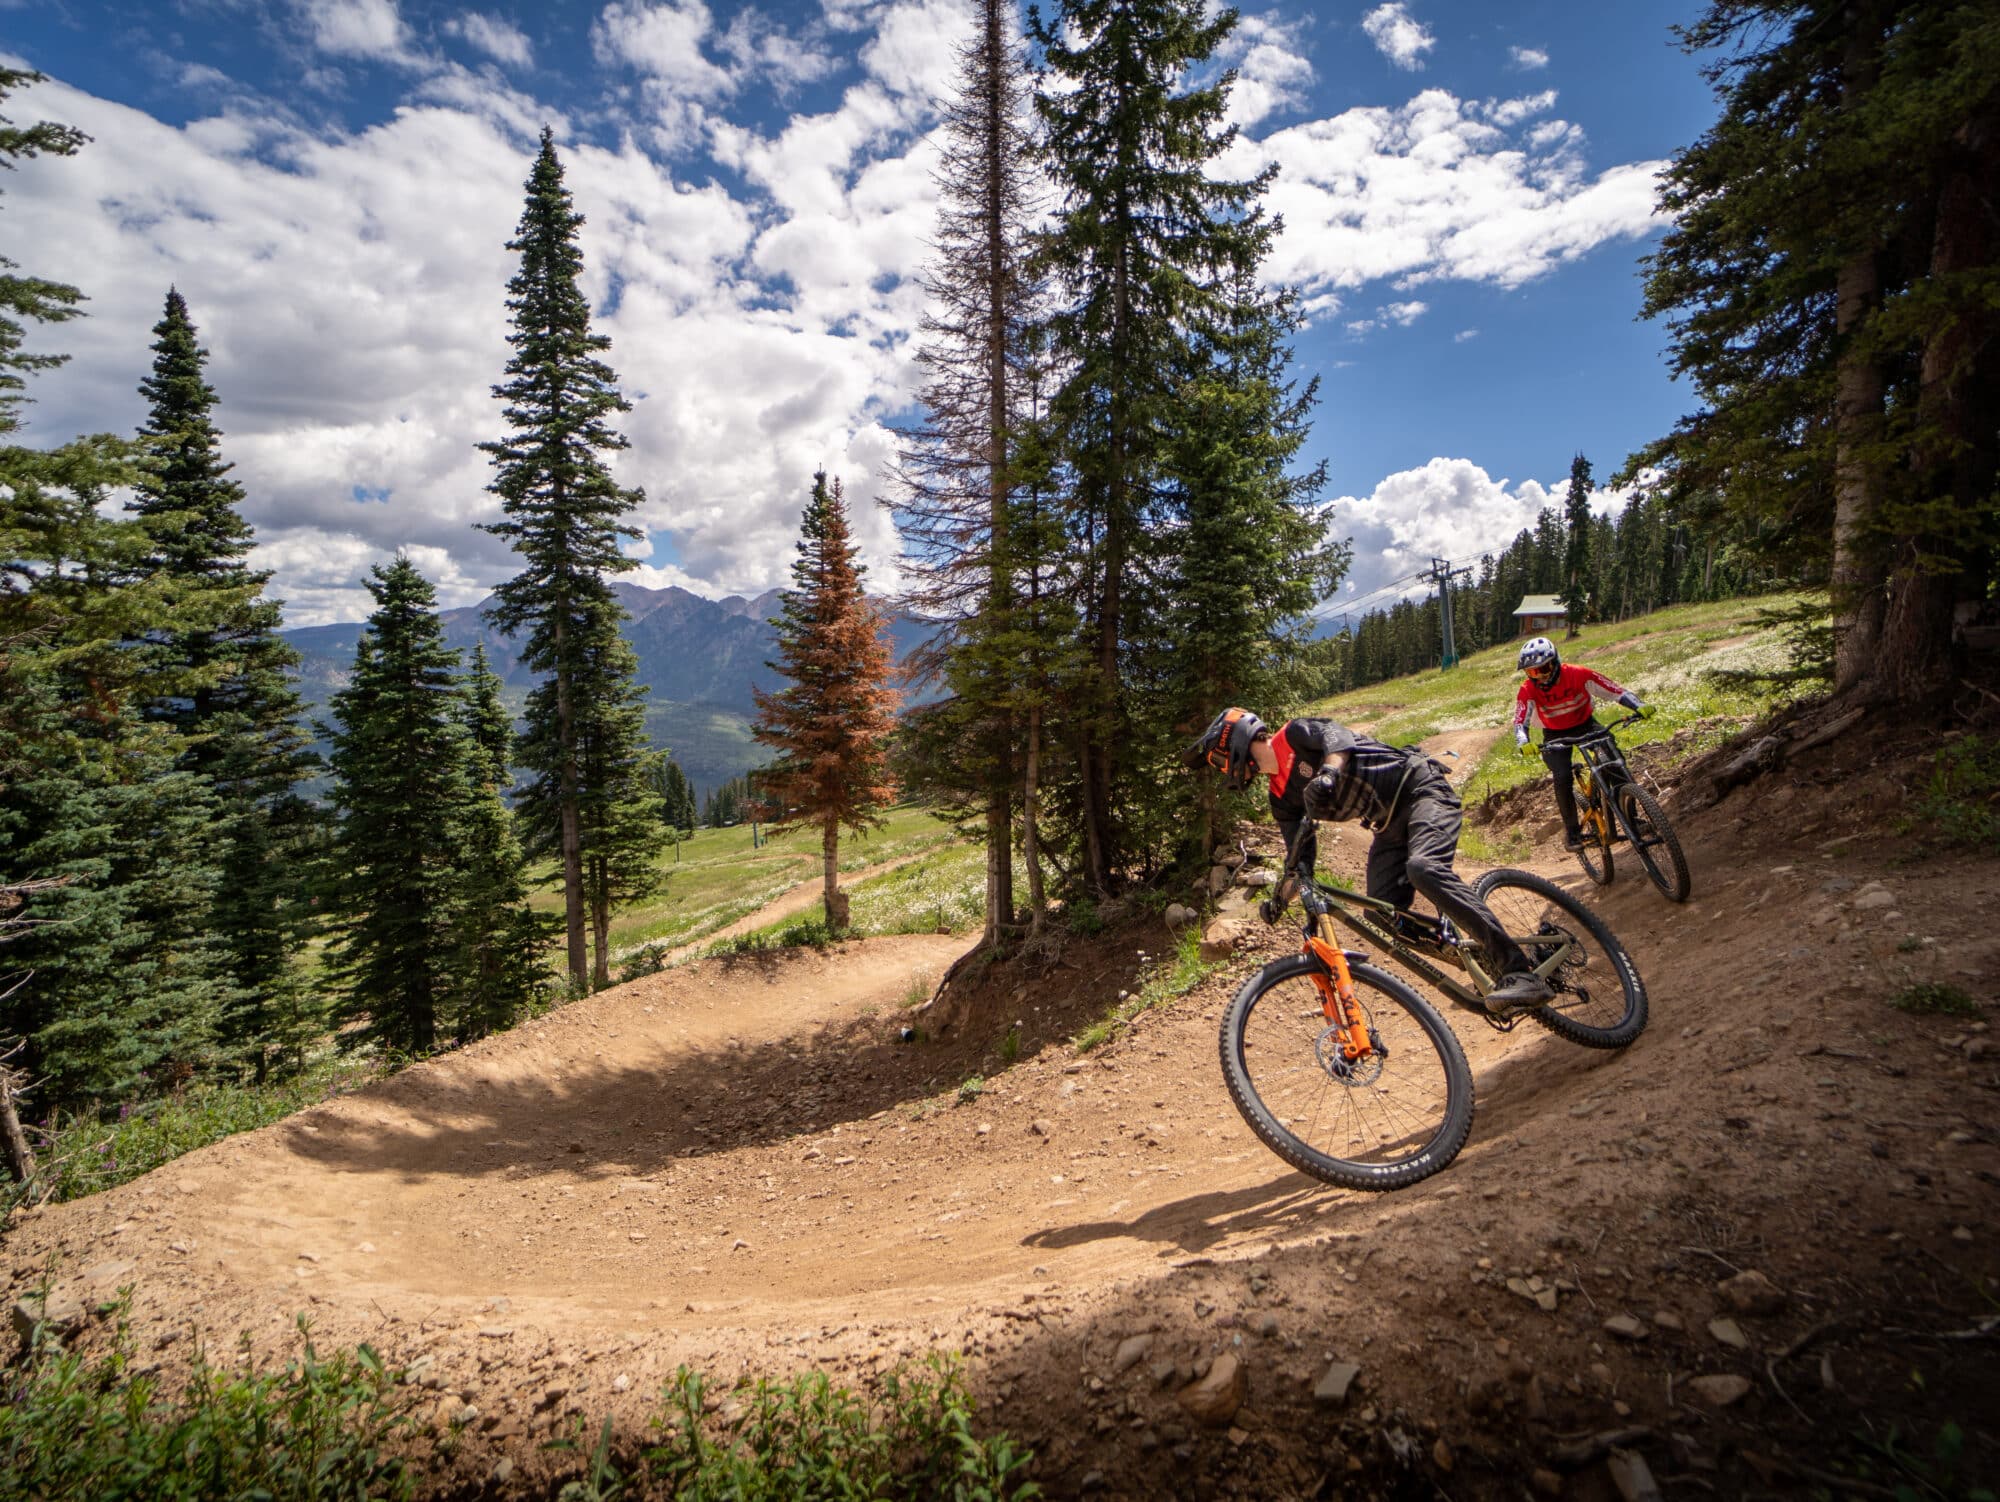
[{"left": 752, "top": 472, "right": 900, "bottom": 929}]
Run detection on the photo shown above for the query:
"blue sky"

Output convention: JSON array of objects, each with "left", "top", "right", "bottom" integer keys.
[{"left": 5, "top": 0, "right": 1715, "bottom": 624}]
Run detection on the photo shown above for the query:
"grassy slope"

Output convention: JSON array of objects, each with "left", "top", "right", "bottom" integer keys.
[
  {"left": 1304, "top": 594, "right": 1815, "bottom": 796},
  {"left": 1299, "top": 594, "right": 1819, "bottom": 861},
  {"left": 527, "top": 804, "right": 965, "bottom": 960}
]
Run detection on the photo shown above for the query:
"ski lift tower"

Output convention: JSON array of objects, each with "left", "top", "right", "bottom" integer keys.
[{"left": 1423, "top": 556, "right": 1475, "bottom": 668}]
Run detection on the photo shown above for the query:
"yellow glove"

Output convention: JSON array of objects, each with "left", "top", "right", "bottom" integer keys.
[{"left": 1516, "top": 738, "right": 1537, "bottom": 759}]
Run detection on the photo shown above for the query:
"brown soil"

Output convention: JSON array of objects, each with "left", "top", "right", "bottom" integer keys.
[{"left": 6, "top": 718, "right": 1997, "bottom": 1500}]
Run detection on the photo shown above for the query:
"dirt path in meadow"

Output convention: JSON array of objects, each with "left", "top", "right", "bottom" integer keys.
[
  {"left": 6, "top": 717, "right": 1997, "bottom": 1500},
  {"left": 658, "top": 848, "right": 942, "bottom": 964}
]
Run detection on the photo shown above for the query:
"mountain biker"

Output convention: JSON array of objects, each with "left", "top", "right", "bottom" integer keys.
[
  {"left": 1511, "top": 637, "right": 1654, "bottom": 850},
  {"left": 1193, "top": 708, "right": 1554, "bottom": 1013}
]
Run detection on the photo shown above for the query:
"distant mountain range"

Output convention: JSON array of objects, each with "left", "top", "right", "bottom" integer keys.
[{"left": 283, "top": 583, "right": 935, "bottom": 797}]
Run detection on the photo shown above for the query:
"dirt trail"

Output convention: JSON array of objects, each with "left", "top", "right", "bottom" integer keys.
[
  {"left": 6, "top": 724, "right": 1997, "bottom": 1499},
  {"left": 657, "top": 848, "right": 940, "bottom": 964}
]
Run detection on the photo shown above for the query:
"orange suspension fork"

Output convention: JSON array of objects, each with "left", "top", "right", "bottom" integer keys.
[{"left": 1306, "top": 929, "right": 1374, "bottom": 1063}]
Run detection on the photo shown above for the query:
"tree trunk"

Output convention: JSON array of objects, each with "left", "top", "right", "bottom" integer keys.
[
  {"left": 1831, "top": 13, "right": 1889, "bottom": 696},
  {"left": 0, "top": 1060, "right": 35, "bottom": 1186},
  {"left": 823, "top": 821, "right": 848, "bottom": 929},
  {"left": 981, "top": 0, "right": 1015, "bottom": 950},
  {"left": 1023, "top": 701, "right": 1047, "bottom": 934},
  {"left": 554, "top": 610, "right": 588, "bottom": 985},
  {"left": 589, "top": 852, "right": 611, "bottom": 991},
  {"left": 1878, "top": 102, "right": 2000, "bottom": 700}
]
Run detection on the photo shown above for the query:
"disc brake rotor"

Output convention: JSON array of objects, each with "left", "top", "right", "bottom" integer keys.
[{"left": 1315, "top": 1024, "right": 1386, "bottom": 1087}]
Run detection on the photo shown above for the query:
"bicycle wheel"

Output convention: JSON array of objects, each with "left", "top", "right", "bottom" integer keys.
[
  {"left": 1613, "top": 782, "right": 1691, "bottom": 903},
  {"left": 1219, "top": 954, "right": 1474, "bottom": 1191},
  {"left": 1474, "top": 869, "right": 1648, "bottom": 1049},
  {"left": 1570, "top": 772, "right": 1614, "bottom": 885}
]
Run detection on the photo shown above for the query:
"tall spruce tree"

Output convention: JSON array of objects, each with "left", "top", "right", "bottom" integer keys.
[
  {"left": 129, "top": 289, "right": 320, "bottom": 1079},
  {"left": 1630, "top": 1, "right": 2000, "bottom": 702},
  {"left": 1160, "top": 269, "right": 1340, "bottom": 860},
  {"left": 753, "top": 474, "right": 899, "bottom": 929},
  {"left": 1560, "top": 453, "right": 1593, "bottom": 637},
  {"left": 481, "top": 127, "right": 651, "bottom": 986},
  {"left": 2, "top": 76, "right": 237, "bottom": 1106},
  {"left": 1030, "top": 0, "right": 1319, "bottom": 890},
  {"left": 325, "top": 557, "right": 469, "bottom": 1056},
  {"left": 894, "top": 0, "right": 1044, "bottom": 949}
]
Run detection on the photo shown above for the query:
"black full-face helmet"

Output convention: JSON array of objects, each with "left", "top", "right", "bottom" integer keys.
[{"left": 1192, "top": 707, "right": 1268, "bottom": 790}]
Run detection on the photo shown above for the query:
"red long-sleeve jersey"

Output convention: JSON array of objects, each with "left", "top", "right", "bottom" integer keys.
[{"left": 1514, "top": 663, "right": 1631, "bottom": 734}]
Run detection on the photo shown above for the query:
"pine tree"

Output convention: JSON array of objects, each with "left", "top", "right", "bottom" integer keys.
[
  {"left": 1560, "top": 453, "right": 1593, "bottom": 637},
  {"left": 1160, "top": 270, "right": 1341, "bottom": 859},
  {"left": 894, "top": 0, "right": 1044, "bottom": 949},
  {"left": 325, "top": 558, "right": 469, "bottom": 1057},
  {"left": 129, "top": 289, "right": 320, "bottom": 1080},
  {"left": 753, "top": 474, "right": 899, "bottom": 928},
  {"left": 480, "top": 127, "right": 649, "bottom": 986},
  {"left": 1631, "top": 1, "right": 2000, "bottom": 700},
  {"left": 2, "top": 81, "right": 238, "bottom": 1106},
  {"left": 451, "top": 643, "right": 546, "bottom": 1038},
  {"left": 0, "top": 69, "right": 86, "bottom": 431},
  {"left": 1, "top": 440, "right": 232, "bottom": 1103},
  {"left": 1030, "top": 0, "right": 1316, "bottom": 889}
]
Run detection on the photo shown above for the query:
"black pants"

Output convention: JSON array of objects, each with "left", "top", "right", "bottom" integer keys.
[
  {"left": 1540, "top": 720, "right": 1611, "bottom": 840},
  {"left": 1366, "top": 779, "right": 1534, "bottom": 977}
]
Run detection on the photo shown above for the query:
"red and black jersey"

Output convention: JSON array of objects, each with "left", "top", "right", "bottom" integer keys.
[
  {"left": 1513, "top": 664, "right": 1631, "bottom": 734},
  {"left": 1268, "top": 719, "right": 1429, "bottom": 829}
]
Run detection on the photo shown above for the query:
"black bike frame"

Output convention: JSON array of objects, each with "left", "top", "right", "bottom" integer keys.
[{"left": 1272, "top": 831, "right": 1579, "bottom": 1017}]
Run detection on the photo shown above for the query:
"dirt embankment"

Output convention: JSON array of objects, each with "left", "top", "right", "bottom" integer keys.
[{"left": 5, "top": 713, "right": 1996, "bottom": 1499}]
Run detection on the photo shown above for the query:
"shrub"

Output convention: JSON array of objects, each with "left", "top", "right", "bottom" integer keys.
[
  {"left": 635, "top": 1360, "right": 1039, "bottom": 1501},
  {"left": 0, "top": 1313, "right": 419, "bottom": 1502},
  {"left": 1909, "top": 736, "right": 2000, "bottom": 854}
]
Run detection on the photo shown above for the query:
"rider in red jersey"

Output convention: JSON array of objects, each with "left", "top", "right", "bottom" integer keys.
[{"left": 1511, "top": 637, "right": 1652, "bottom": 850}]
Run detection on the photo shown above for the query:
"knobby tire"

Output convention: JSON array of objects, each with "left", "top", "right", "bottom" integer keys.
[
  {"left": 1220, "top": 954, "right": 1474, "bottom": 1192},
  {"left": 1473, "top": 868, "right": 1648, "bottom": 1049},
  {"left": 1614, "top": 781, "right": 1691, "bottom": 902},
  {"left": 1572, "top": 772, "right": 1614, "bottom": 886}
]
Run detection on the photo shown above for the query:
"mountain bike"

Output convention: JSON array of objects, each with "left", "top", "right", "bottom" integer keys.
[
  {"left": 1562, "top": 712, "right": 1691, "bottom": 902},
  {"left": 1218, "top": 833, "right": 1647, "bottom": 1192}
]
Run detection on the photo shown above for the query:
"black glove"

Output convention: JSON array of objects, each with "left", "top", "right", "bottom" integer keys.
[{"left": 1302, "top": 771, "right": 1340, "bottom": 822}]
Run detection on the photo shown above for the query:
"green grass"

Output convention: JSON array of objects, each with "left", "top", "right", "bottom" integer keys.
[
  {"left": 529, "top": 805, "right": 960, "bottom": 962},
  {"left": 1300, "top": 595, "right": 1825, "bottom": 811},
  {"left": 1891, "top": 982, "right": 1981, "bottom": 1018},
  {"left": 22, "top": 1052, "right": 386, "bottom": 1206},
  {"left": 701, "top": 838, "right": 1007, "bottom": 959},
  {"left": 1905, "top": 735, "right": 2000, "bottom": 854},
  {"left": 1073, "top": 921, "right": 1220, "bottom": 1052},
  {"left": 0, "top": 1309, "right": 1036, "bottom": 1502}
]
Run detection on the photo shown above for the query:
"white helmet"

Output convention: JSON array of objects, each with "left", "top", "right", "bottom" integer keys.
[{"left": 1517, "top": 637, "right": 1559, "bottom": 683}]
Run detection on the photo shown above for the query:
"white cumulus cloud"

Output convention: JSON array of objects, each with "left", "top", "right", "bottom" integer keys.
[
  {"left": 1361, "top": 3, "right": 1434, "bottom": 71},
  {"left": 444, "top": 12, "right": 533, "bottom": 68},
  {"left": 1328, "top": 457, "right": 1631, "bottom": 605},
  {"left": 1510, "top": 45, "right": 1549, "bottom": 70},
  {"left": 1241, "top": 88, "right": 1665, "bottom": 298},
  {"left": 297, "top": 0, "right": 418, "bottom": 65}
]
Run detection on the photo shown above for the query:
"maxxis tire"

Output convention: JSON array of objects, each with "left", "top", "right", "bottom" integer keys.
[
  {"left": 1615, "top": 782, "right": 1691, "bottom": 903},
  {"left": 1572, "top": 776, "right": 1614, "bottom": 886},
  {"left": 1219, "top": 953, "right": 1474, "bottom": 1192},
  {"left": 1473, "top": 868, "right": 1648, "bottom": 1049}
]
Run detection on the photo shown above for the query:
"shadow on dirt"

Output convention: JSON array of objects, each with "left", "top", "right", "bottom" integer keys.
[
  {"left": 1022, "top": 1175, "right": 1333, "bottom": 1256},
  {"left": 272, "top": 1009, "right": 961, "bottom": 1184}
]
